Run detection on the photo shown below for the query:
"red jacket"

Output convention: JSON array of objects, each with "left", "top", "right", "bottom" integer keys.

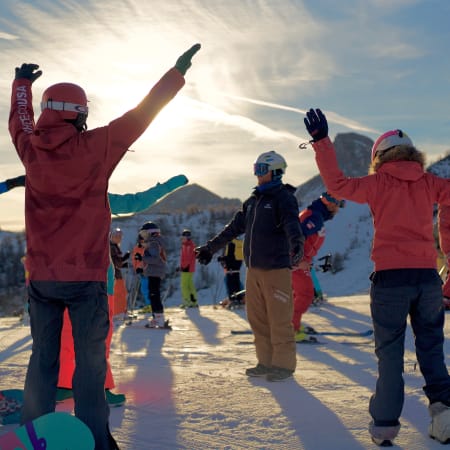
[
  {"left": 180, "top": 239, "right": 196, "bottom": 273},
  {"left": 313, "top": 137, "right": 450, "bottom": 271},
  {"left": 9, "top": 68, "right": 184, "bottom": 281}
]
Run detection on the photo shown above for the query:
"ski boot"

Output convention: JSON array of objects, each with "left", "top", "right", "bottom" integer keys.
[
  {"left": 105, "top": 389, "right": 126, "bottom": 407},
  {"left": 294, "top": 330, "right": 318, "bottom": 344}
]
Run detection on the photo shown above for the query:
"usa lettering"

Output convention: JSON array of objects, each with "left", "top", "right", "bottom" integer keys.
[{"left": 16, "top": 85, "right": 33, "bottom": 134}]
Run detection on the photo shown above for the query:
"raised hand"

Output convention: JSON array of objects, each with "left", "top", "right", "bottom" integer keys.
[
  {"left": 15, "top": 63, "right": 42, "bottom": 83},
  {"left": 304, "top": 108, "right": 328, "bottom": 142},
  {"left": 175, "top": 43, "right": 201, "bottom": 75}
]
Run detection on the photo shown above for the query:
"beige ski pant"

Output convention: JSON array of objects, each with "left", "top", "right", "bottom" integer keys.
[{"left": 245, "top": 267, "right": 296, "bottom": 371}]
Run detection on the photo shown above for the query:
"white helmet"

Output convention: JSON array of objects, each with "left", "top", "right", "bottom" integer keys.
[
  {"left": 371, "top": 129, "right": 413, "bottom": 161},
  {"left": 253, "top": 151, "right": 287, "bottom": 177}
]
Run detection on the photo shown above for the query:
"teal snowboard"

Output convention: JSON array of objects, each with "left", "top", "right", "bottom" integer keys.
[
  {"left": 0, "top": 390, "right": 23, "bottom": 425},
  {"left": 0, "top": 412, "right": 94, "bottom": 449}
]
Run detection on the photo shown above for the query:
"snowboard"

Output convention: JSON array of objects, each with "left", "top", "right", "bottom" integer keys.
[
  {"left": 0, "top": 390, "right": 23, "bottom": 425},
  {"left": 0, "top": 412, "right": 94, "bottom": 450}
]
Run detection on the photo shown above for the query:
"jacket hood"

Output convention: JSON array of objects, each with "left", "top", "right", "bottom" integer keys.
[
  {"left": 30, "top": 109, "right": 79, "bottom": 151},
  {"left": 377, "top": 160, "right": 425, "bottom": 182}
]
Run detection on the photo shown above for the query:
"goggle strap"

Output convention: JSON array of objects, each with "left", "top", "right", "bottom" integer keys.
[{"left": 41, "top": 100, "right": 88, "bottom": 114}]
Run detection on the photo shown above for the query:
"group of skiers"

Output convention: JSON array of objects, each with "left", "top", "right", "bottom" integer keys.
[{"left": 4, "top": 38, "right": 450, "bottom": 448}]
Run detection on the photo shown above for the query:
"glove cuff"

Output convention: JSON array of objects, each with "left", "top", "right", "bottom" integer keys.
[{"left": 311, "top": 136, "right": 333, "bottom": 152}]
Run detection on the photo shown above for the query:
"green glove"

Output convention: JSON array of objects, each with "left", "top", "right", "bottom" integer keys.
[
  {"left": 175, "top": 43, "right": 201, "bottom": 76},
  {"left": 15, "top": 63, "right": 42, "bottom": 83}
]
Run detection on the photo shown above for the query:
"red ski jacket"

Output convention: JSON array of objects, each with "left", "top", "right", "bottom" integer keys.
[
  {"left": 180, "top": 239, "right": 196, "bottom": 272},
  {"left": 9, "top": 68, "right": 184, "bottom": 282}
]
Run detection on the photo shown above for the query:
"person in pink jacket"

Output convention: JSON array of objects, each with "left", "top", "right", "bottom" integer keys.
[
  {"left": 9, "top": 43, "right": 200, "bottom": 450},
  {"left": 304, "top": 108, "right": 450, "bottom": 447},
  {"left": 179, "top": 229, "right": 198, "bottom": 308}
]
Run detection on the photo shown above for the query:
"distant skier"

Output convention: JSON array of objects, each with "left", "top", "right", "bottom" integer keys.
[
  {"left": 303, "top": 108, "right": 450, "bottom": 446},
  {"left": 131, "top": 233, "right": 151, "bottom": 312},
  {"left": 140, "top": 221, "right": 170, "bottom": 328},
  {"left": 218, "top": 238, "right": 244, "bottom": 307},
  {"left": 10, "top": 43, "right": 200, "bottom": 449},
  {"left": 110, "top": 228, "right": 130, "bottom": 316},
  {"left": 195, "top": 151, "right": 304, "bottom": 382},
  {"left": 292, "top": 192, "right": 344, "bottom": 343},
  {"left": 178, "top": 229, "right": 198, "bottom": 308}
]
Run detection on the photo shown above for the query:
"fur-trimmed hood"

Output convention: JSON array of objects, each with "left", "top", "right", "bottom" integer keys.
[{"left": 369, "top": 145, "right": 425, "bottom": 174}]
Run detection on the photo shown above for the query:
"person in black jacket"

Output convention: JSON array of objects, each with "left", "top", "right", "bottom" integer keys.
[{"left": 196, "top": 151, "right": 304, "bottom": 381}]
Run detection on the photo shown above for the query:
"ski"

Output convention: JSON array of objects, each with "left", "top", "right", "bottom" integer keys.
[
  {"left": 313, "top": 329, "right": 373, "bottom": 337},
  {"left": 296, "top": 337, "right": 324, "bottom": 345},
  {"left": 231, "top": 329, "right": 373, "bottom": 337}
]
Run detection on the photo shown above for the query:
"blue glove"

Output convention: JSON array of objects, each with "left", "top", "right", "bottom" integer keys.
[
  {"left": 175, "top": 44, "right": 201, "bottom": 75},
  {"left": 15, "top": 63, "right": 42, "bottom": 83},
  {"left": 195, "top": 244, "right": 213, "bottom": 265},
  {"left": 5, "top": 175, "right": 25, "bottom": 191},
  {"left": 304, "top": 108, "right": 328, "bottom": 142}
]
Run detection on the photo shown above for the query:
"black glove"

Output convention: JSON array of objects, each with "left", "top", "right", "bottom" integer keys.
[
  {"left": 181, "top": 266, "right": 190, "bottom": 272},
  {"left": 122, "top": 251, "right": 130, "bottom": 261},
  {"left": 136, "top": 268, "right": 143, "bottom": 274},
  {"left": 304, "top": 108, "right": 328, "bottom": 142},
  {"left": 5, "top": 175, "right": 25, "bottom": 191},
  {"left": 195, "top": 244, "right": 213, "bottom": 265},
  {"left": 290, "top": 244, "right": 303, "bottom": 267},
  {"left": 15, "top": 63, "right": 42, "bottom": 83},
  {"left": 134, "top": 252, "right": 143, "bottom": 261},
  {"left": 175, "top": 43, "right": 201, "bottom": 75}
]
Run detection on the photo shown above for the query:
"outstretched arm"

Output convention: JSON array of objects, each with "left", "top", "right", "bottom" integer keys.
[
  {"left": 108, "top": 174, "right": 188, "bottom": 214},
  {"left": 0, "top": 175, "right": 26, "bottom": 194}
]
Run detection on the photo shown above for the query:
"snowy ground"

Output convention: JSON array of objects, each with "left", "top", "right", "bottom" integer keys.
[{"left": 1, "top": 292, "right": 449, "bottom": 449}]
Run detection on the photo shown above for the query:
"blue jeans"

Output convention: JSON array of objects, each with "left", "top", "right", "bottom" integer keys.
[
  {"left": 369, "top": 269, "right": 450, "bottom": 426},
  {"left": 23, "top": 281, "right": 113, "bottom": 449}
]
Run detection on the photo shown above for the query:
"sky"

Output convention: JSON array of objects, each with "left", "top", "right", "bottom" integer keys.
[{"left": 1, "top": 0, "right": 450, "bottom": 231}]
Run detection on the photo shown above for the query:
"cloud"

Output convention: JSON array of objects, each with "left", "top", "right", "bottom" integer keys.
[{"left": 0, "top": 31, "right": 18, "bottom": 40}]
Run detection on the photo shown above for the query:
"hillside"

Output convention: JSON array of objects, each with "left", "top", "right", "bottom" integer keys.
[{"left": 138, "top": 183, "right": 241, "bottom": 215}]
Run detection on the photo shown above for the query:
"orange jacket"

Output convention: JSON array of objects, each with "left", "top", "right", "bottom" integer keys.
[
  {"left": 9, "top": 69, "right": 184, "bottom": 281},
  {"left": 132, "top": 244, "right": 145, "bottom": 272}
]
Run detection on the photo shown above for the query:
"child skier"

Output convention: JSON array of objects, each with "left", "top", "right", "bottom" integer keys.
[
  {"left": 303, "top": 108, "right": 450, "bottom": 446},
  {"left": 109, "top": 228, "right": 130, "bottom": 316},
  {"left": 140, "top": 222, "right": 170, "bottom": 328},
  {"left": 292, "top": 192, "right": 344, "bottom": 343},
  {"left": 218, "top": 238, "right": 244, "bottom": 308}
]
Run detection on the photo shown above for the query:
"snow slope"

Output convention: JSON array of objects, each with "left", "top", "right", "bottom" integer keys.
[{"left": 1, "top": 286, "right": 449, "bottom": 449}]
